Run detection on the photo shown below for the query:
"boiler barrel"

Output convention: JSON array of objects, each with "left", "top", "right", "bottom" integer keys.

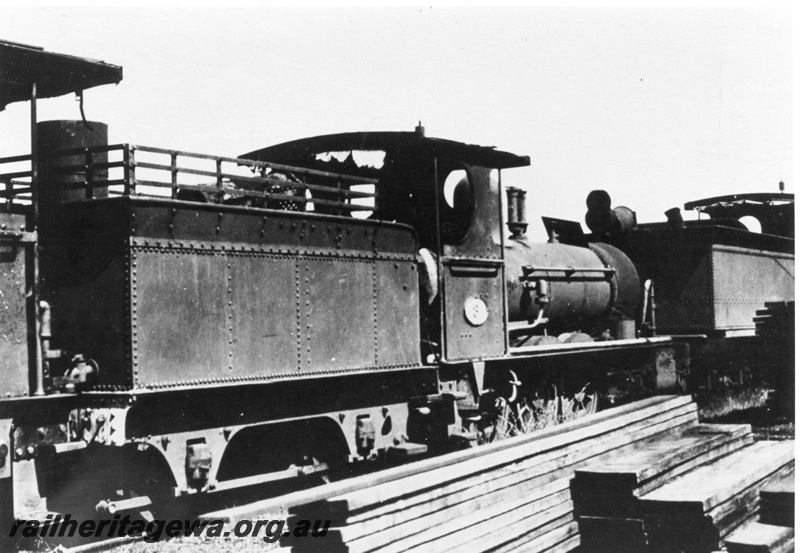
[{"left": 505, "top": 238, "right": 641, "bottom": 330}]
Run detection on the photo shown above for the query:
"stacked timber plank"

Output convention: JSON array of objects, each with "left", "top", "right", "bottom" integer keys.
[
  {"left": 203, "top": 394, "right": 791, "bottom": 553},
  {"left": 264, "top": 395, "right": 699, "bottom": 553},
  {"left": 722, "top": 467, "right": 795, "bottom": 553},
  {"left": 758, "top": 467, "right": 795, "bottom": 528},
  {"left": 723, "top": 523, "right": 794, "bottom": 553},
  {"left": 574, "top": 433, "right": 795, "bottom": 552},
  {"left": 572, "top": 423, "right": 754, "bottom": 552}
]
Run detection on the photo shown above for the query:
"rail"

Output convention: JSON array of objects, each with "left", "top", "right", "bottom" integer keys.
[{"left": 0, "top": 144, "right": 378, "bottom": 217}]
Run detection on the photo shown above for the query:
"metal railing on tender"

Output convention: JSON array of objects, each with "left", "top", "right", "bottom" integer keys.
[{"left": 0, "top": 144, "right": 378, "bottom": 218}]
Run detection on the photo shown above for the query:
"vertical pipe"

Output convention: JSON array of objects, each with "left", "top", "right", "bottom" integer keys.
[
  {"left": 85, "top": 148, "right": 94, "bottom": 199},
  {"left": 498, "top": 171, "right": 510, "bottom": 355},
  {"left": 433, "top": 157, "right": 445, "bottom": 362},
  {"left": 30, "top": 82, "right": 44, "bottom": 396}
]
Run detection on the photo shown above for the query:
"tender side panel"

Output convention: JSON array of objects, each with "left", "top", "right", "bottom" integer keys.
[
  {"left": 659, "top": 252, "right": 714, "bottom": 333},
  {"left": 300, "top": 257, "right": 375, "bottom": 372},
  {"left": 0, "top": 213, "right": 29, "bottom": 398},
  {"left": 711, "top": 245, "right": 795, "bottom": 332},
  {"left": 51, "top": 198, "right": 422, "bottom": 390},
  {"left": 229, "top": 254, "right": 298, "bottom": 375},
  {"left": 376, "top": 259, "right": 421, "bottom": 366},
  {"left": 608, "top": 227, "right": 794, "bottom": 335},
  {"left": 133, "top": 248, "right": 230, "bottom": 386}
]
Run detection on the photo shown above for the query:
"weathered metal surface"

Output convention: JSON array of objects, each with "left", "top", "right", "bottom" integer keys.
[
  {"left": 228, "top": 254, "right": 298, "bottom": 377},
  {"left": 442, "top": 261, "right": 505, "bottom": 361},
  {"left": 133, "top": 247, "right": 230, "bottom": 386},
  {"left": 375, "top": 260, "right": 420, "bottom": 366},
  {"left": 609, "top": 225, "right": 795, "bottom": 335},
  {"left": 435, "top": 164, "right": 508, "bottom": 361},
  {"left": 503, "top": 239, "right": 642, "bottom": 339},
  {"left": 0, "top": 212, "right": 28, "bottom": 398},
  {"left": 442, "top": 165, "right": 503, "bottom": 260},
  {"left": 49, "top": 196, "right": 421, "bottom": 390},
  {"left": 37, "top": 120, "right": 109, "bottom": 204},
  {"left": 300, "top": 257, "right": 375, "bottom": 372},
  {"left": 710, "top": 245, "right": 794, "bottom": 332},
  {"left": 589, "top": 242, "right": 641, "bottom": 321}
]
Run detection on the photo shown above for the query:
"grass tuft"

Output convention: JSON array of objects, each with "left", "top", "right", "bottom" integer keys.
[
  {"left": 483, "top": 385, "right": 597, "bottom": 443},
  {"left": 697, "top": 386, "right": 769, "bottom": 421}
]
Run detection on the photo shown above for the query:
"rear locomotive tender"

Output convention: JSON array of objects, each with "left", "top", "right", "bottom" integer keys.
[
  {"left": 583, "top": 190, "right": 795, "bottom": 408},
  {"left": 0, "top": 40, "right": 683, "bottom": 538}
]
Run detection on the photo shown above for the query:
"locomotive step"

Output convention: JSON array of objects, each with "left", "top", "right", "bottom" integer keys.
[
  {"left": 573, "top": 422, "right": 753, "bottom": 499},
  {"left": 724, "top": 522, "right": 794, "bottom": 553}
]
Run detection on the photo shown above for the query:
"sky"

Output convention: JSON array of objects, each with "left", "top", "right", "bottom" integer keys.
[{"left": 0, "top": 7, "right": 793, "bottom": 240}]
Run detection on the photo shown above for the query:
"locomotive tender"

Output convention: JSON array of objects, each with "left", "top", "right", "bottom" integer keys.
[{"left": 0, "top": 39, "right": 790, "bottom": 534}]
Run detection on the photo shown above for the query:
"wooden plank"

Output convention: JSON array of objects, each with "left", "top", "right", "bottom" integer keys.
[
  {"left": 338, "top": 489, "right": 572, "bottom": 553},
  {"left": 539, "top": 532, "right": 582, "bottom": 553},
  {"left": 320, "top": 405, "right": 698, "bottom": 519},
  {"left": 577, "top": 516, "right": 649, "bottom": 553},
  {"left": 641, "top": 463, "right": 793, "bottom": 551},
  {"left": 760, "top": 504, "right": 795, "bottom": 528},
  {"left": 425, "top": 502, "right": 574, "bottom": 553},
  {"left": 760, "top": 467, "right": 795, "bottom": 504},
  {"left": 709, "top": 462, "right": 794, "bottom": 527},
  {"left": 639, "top": 440, "right": 795, "bottom": 515},
  {"left": 283, "top": 410, "right": 695, "bottom": 553},
  {"left": 725, "top": 522, "right": 794, "bottom": 553},
  {"left": 319, "top": 476, "right": 570, "bottom": 545},
  {"left": 573, "top": 431, "right": 753, "bottom": 517},
  {"left": 481, "top": 512, "right": 575, "bottom": 553},
  {"left": 760, "top": 466, "right": 795, "bottom": 526},
  {"left": 495, "top": 521, "right": 580, "bottom": 553},
  {"left": 201, "top": 395, "right": 693, "bottom": 522},
  {"left": 633, "top": 429, "right": 753, "bottom": 497},
  {"left": 331, "top": 408, "right": 697, "bottom": 536},
  {"left": 637, "top": 461, "right": 794, "bottom": 543},
  {"left": 574, "top": 423, "right": 752, "bottom": 497}
]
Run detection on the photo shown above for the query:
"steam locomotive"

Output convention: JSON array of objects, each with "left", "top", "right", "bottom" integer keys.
[{"left": 0, "top": 40, "right": 792, "bottom": 537}]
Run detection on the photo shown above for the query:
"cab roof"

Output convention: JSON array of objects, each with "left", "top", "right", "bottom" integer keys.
[{"left": 241, "top": 131, "right": 530, "bottom": 171}]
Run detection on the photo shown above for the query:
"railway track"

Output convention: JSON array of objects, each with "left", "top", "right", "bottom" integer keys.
[{"left": 21, "top": 395, "right": 794, "bottom": 553}]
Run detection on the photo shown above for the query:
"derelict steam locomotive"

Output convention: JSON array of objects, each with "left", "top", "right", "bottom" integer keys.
[{"left": 0, "top": 40, "right": 793, "bottom": 534}]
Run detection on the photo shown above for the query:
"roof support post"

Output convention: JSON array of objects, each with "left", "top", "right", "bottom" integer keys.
[{"left": 30, "top": 81, "right": 44, "bottom": 397}]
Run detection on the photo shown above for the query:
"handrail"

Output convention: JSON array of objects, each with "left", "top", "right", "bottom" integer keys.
[{"left": 0, "top": 143, "right": 379, "bottom": 216}]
